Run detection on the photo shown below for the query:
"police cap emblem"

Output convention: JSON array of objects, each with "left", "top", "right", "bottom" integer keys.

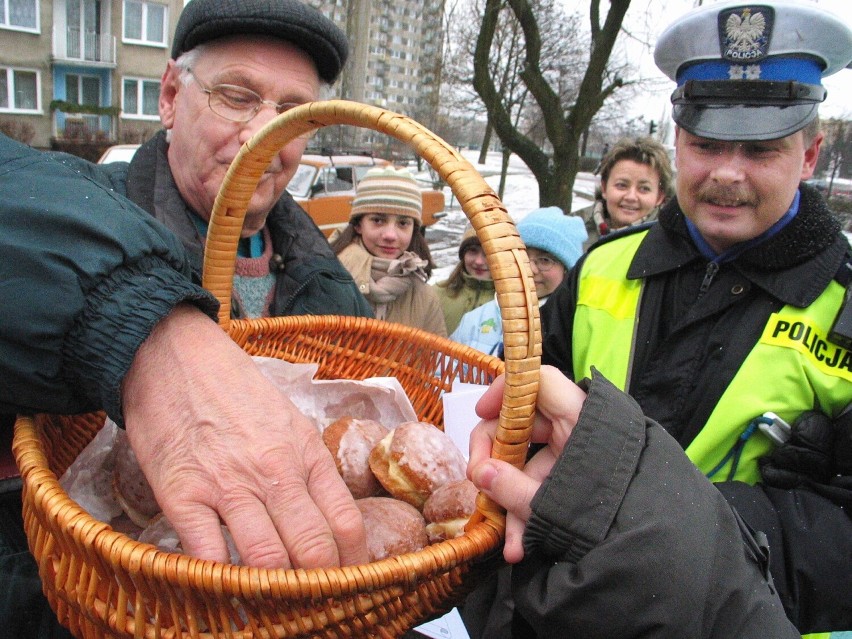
[{"left": 718, "top": 5, "right": 774, "bottom": 63}]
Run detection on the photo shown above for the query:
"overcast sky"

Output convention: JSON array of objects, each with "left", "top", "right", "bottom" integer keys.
[{"left": 581, "top": 0, "right": 852, "bottom": 124}]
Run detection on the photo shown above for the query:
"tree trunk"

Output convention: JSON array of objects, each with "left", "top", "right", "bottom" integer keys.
[
  {"left": 498, "top": 147, "right": 512, "bottom": 200},
  {"left": 478, "top": 123, "right": 493, "bottom": 164},
  {"left": 473, "top": 0, "right": 631, "bottom": 215}
]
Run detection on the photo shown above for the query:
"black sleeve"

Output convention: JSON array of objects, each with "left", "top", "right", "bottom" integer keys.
[
  {"left": 715, "top": 480, "right": 852, "bottom": 634},
  {"left": 511, "top": 371, "right": 798, "bottom": 639},
  {"left": 540, "top": 257, "right": 583, "bottom": 380}
]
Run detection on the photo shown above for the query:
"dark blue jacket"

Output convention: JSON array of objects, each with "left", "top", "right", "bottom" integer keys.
[{"left": 0, "top": 133, "right": 218, "bottom": 423}]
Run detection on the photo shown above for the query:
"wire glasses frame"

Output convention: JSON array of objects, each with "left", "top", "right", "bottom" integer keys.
[
  {"left": 529, "top": 255, "right": 560, "bottom": 272},
  {"left": 186, "top": 69, "right": 304, "bottom": 123}
]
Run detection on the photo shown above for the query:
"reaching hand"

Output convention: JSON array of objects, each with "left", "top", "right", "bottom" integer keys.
[
  {"left": 122, "top": 304, "right": 368, "bottom": 569},
  {"left": 467, "top": 366, "right": 585, "bottom": 563}
]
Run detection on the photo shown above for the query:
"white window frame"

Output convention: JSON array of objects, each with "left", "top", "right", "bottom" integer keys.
[
  {"left": 0, "top": 0, "right": 40, "bottom": 33},
  {"left": 0, "top": 66, "right": 41, "bottom": 113},
  {"left": 122, "top": 0, "right": 167, "bottom": 47},
  {"left": 121, "top": 76, "right": 160, "bottom": 120}
]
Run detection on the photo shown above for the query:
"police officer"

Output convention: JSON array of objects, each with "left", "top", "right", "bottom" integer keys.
[{"left": 540, "top": 1, "right": 852, "bottom": 636}]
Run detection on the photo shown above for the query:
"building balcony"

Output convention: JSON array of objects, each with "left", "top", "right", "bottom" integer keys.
[
  {"left": 53, "top": 109, "right": 115, "bottom": 141},
  {"left": 52, "top": 26, "right": 116, "bottom": 66}
]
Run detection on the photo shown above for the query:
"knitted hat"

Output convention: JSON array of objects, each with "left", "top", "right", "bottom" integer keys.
[
  {"left": 171, "top": 0, "right": 349, "bottom": 84},
  {"left": 351, "top": 167, "right": 423, "bottom": 223},
  {"left": 516, "top": 207, "right": 588, "bottom": 270},
  {"left": 457, "top": 225, "right": 481, "bottom": 260}
]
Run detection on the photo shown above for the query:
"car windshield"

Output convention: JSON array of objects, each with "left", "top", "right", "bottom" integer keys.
[
  {"left": 99, "top": 145, "right": 139, "bottom": 164},
  {"left": 287, "top": 163, "right": 318, "bottom": 198}
]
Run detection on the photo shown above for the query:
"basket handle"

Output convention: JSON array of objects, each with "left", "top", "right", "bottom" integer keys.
[{"left": 203, "top": 100, "right": 540, "bottom": 501}]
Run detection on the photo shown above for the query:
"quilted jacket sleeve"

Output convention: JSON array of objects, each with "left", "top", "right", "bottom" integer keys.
[
  {"left": 511, "top": 372, "right": 799, "bottom": 639},
  {"left": 0, "top": 135, "right": 218, "bottom": 424}
]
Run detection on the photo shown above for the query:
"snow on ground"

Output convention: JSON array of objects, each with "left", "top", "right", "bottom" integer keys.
[{"left": 419, "top": 149, "right": 596, "bottom": 283}]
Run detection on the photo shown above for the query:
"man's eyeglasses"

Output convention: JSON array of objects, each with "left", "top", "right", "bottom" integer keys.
[
  {"left": 529, "top": 255, "right": 560, "bottom": 272},
  {"left": 187, "top": 69, "right": 303, "bottom": 123}
]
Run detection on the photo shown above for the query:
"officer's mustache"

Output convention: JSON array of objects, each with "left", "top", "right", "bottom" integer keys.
[{"left": 696, "top": 184, "right": 756, "bottom": 208}]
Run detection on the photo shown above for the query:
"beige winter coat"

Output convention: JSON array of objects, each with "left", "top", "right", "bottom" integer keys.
[{"left": 337, "top": 243, "right": 448, "bottom": 337}]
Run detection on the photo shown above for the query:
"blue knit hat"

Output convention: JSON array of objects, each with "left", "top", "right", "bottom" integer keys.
[{"left": 516, "top": 207, "right": 588, "bottom": 270}]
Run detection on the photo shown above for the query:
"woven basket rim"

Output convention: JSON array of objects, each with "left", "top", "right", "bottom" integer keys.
[{"left": 33, "top": 437, "right": 496, "bottom": 589}]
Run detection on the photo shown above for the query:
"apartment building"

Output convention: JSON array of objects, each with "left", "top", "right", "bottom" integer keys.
[
  {"left": 306, "top": 0, "right": 446, "bottom": 149},
  {"left": 1, "top": 0, "right": 183, "bottom": 149},
  {"left": 1, "top": 0, "right": 445, "bottom": 151}
]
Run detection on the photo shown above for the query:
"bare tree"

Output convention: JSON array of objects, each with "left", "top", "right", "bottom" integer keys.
[
  {"left": 474, "top": 0, "right": 631, "bottom": 212},
  {"left": 440, "top": 0, "right": 530, "bottom": 165},
  {"left": 816, "top": 119, "right": 852, "bottom": 189}
]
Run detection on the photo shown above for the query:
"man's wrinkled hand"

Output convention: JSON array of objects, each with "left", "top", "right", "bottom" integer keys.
[{"left": 122, "top": 305, "right": 368, "bottom": 569}]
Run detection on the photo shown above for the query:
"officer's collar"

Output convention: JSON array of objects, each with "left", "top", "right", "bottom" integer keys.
[
  {"left": 654, "top": 182, "right": 839, "bottom": 269},
  {"left": 630, "top": 183, "right": 847, "bottom": 307}
]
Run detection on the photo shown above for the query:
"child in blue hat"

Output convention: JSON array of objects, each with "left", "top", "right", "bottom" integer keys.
[{"left": 449, "top": 207, "right": 587, "bottom": 356}]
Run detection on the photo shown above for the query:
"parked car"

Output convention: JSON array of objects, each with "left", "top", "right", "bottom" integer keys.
[
  {"left": 287, "top": 152, "right": 446, "bottom": 236},
  {"left": 96, "top": 144, "right": 141, "bottom": 164},
  {"left": 96, "top": 145, "right": 446, "bottom": 235},
  {"left": 806, "top": 177, "right": 852, "bottom": 202}
]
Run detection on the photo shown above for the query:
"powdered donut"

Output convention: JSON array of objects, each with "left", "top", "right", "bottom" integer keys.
[
  {"left": 368, "top": 421, "right": 467, "bottom": 509},
  {"left": 356, "top": 496, "right": 428, "bottom": 561},
  {"left": 322, "top": 416, "right": 389, "bottom": 498},
  {"left": 423, "top": 478, "right": 478, "bottom": 543},
  {"left": 112, "top": 429, "right": 161, "bottom": 528}
]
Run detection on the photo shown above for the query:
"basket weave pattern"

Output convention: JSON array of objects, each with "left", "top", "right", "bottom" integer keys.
[{"left": 14, "top": 100, "right": 541, "bottom": 638}]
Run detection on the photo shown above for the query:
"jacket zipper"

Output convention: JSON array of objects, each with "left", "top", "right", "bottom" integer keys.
[{"left": 699, "top": 261, "right": 720, "bottom": 297}]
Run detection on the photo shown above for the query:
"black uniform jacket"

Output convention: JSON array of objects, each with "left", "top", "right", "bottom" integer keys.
[{"left": 540, "top": 184, "right": 852, "bottom": 633}]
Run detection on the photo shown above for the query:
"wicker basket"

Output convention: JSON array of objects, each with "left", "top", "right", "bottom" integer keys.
[{"left": 13, "top": 100, "right": 541, "bottom": 638}]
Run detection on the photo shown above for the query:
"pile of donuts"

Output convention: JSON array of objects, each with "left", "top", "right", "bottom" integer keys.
[
  {"left": 111, "top": 417, "right": 479, "bottom": 563},
  {"left": 323, "top": 416, "right": 478, "bottom": 561}
]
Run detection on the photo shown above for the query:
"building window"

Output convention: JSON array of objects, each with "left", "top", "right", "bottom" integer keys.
[
  {"left": 123, "top": 0, "right": 166, "bottom": 46},
  {"left": 0, "top": 67, "right": 39, "bottom": 112},
  {"left": 122, "top": 77, "right": 160, "bottom": 119},
  {"left": 1, "top": 0, "right": 38, "bottom": 31},
  {"left": 66, "top": 73, "right": 101, "bottom": 106},
  {"left": 0, "top": 0, "right": 39, "bottom": 33}
]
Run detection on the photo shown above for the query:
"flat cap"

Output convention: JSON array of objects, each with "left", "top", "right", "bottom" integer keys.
[
  {"left": 171, "top": 0, "right": 349, "bottom": 84},
  {"left": 654, "top": 1, "right": 852, "bottom": 140}
]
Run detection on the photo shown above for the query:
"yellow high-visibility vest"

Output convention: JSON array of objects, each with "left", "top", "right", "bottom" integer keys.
[{"left": 572, "top": 231, "right": 852, "bottom": 484}]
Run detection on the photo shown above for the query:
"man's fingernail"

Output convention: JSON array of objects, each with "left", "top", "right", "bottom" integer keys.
[{"left": 472, "top": 462, "right": 497, "bottom": 490}]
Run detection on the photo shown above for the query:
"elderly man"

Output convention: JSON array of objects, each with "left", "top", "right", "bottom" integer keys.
[
  {"left": 115, "top": 0, "right": 371, "bottom": 320},
  {"left": 104, "top": 0, "right": 373, "bottom": 566},
  {"left": 1, "top": 1, "right": 374, "bottom": 637},
  {"left": 462, "top": 2, "right": 852, "bottom": 637}
]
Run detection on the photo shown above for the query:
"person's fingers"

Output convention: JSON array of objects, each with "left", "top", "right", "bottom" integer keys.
[
  {"left": 467, "top": 417, "right": 498, "bottom": 476},
  {"left": 249, "top": 412, "right": 366, "bottom": 569},
  {"left": 475, "top": 374, "right": 506, "bottom": 420},
  {"left": 302, "top": 444, "right": 369, "bottom": 567},
  {"left": 469, "top": 459, "right": 538, "bottom": 525},
  {"left": 216, "top": 494, "right": 293, "bottom": 569},
  {"left": 472, "top": 367, "right": 585, "bottom": 463},
  {"left": 523, "top": 445, "right": 559, "bottom": 484},
  {"left": 502, "top": 511, "right": 527, "bottom": 564},
  {"left": 165, "top": 502, "right": 232, "bottom": 564},
  {"left": 532, "top": 366, "right": 586, "bottom": 451}
]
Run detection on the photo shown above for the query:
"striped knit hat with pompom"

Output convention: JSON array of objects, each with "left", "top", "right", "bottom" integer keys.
[{"left": 350, "top": 166, "right": 422, "bottom": 224}]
